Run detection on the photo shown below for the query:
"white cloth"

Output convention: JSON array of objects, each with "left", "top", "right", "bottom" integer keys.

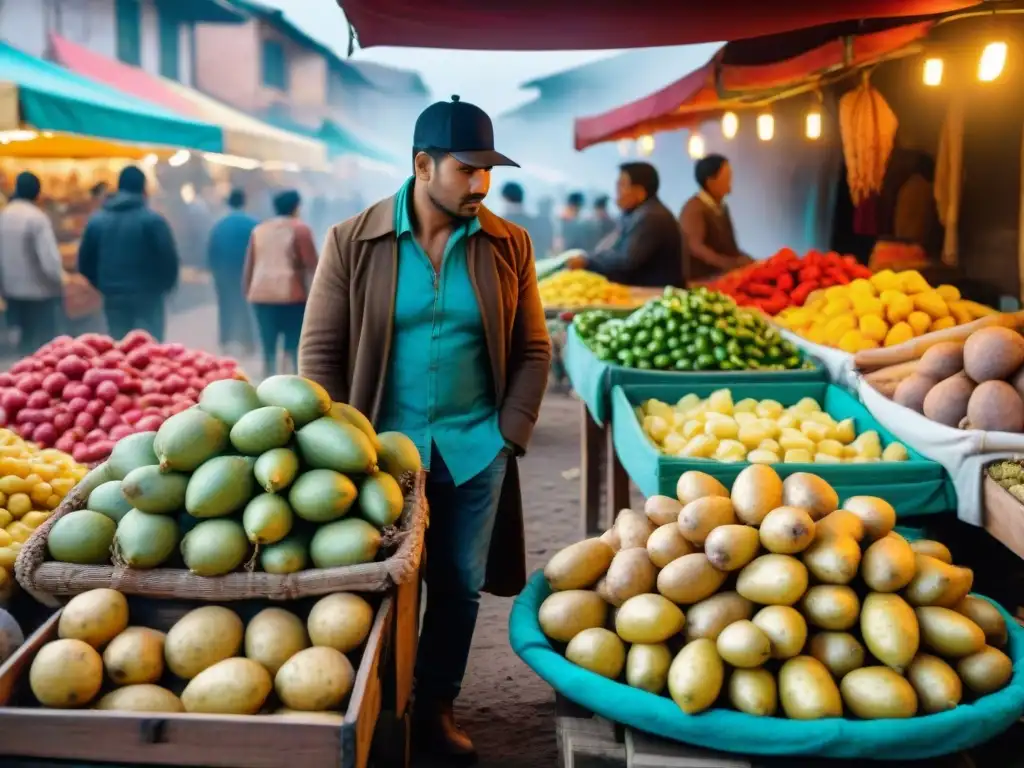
[
  {"left": 858, "top": 379, "right": 1024, "bottom": 525},
  {"left": 777, "top": 327, "right": 859, "bottom": 392}
]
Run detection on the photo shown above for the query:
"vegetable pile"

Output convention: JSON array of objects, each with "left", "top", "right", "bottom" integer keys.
[
  {"left": 27, "top": 587, "right": 372, "bottom": 716},
  {"left": 0, "top": 332, "right": 245, "bottom": 464},
  {"left": 539, "top": 270, "right": 634, "bottom": 309},
  {"left": 774, "top": 270, "right": 996, "bottom": 352},
  {"left": 41, "top": 375, "right": 422, "bottom": 576},
  {"left": 539, "top": 467, "right": 1013, "bottom": 719},
  {"left": 891, "top": 327, "right": 1024, "bottom": 433},
  {"left": 638, "top": 388, "right": 909, "bottom": 464},
  {"left": 710, "top": 248, "right": 872, "bottom": 314},
  {"left": 988, "top": 461, "right": 1024, "bottom": 503},
  {"left": 574, "top": 287, "right": 811, "bottom": 372}
]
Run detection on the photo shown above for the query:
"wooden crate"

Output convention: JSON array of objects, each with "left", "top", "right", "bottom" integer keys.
[{"left": 0, "top": 593, "right": 394, "bottom": 768}]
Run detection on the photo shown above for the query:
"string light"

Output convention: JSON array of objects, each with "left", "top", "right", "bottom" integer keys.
[
  {"left": 978, "top": 42, "right": 1007, "bottom": 82},
  {"left": 168, "top": 150, "right": 191, "bottom": 167},
  {"left": 923, "top": 58, "right": 944, "bottom": 86},
  {"left": 637, "top": 135, "right": 655, "bottom": 156},
  {"left": 757, "top": 113, "right": 774, "bottom": 142},
  {"left": 805, "top": 110, "right": 822, "bottom": 140},
  {"left": 687, "top": 132, "right": 706, "bottom": 159},
  {"left": 721, "top": 111, "right": 739, "bottom": 140}
]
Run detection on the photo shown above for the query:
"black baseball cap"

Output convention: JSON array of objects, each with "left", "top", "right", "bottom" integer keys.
[{"left": 413, "top": 95, "right": 519, "bottom": 169}]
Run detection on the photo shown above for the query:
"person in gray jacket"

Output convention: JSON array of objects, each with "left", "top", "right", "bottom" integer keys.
[{"left": 0, "top": 172, "right": 65, "bottom": 354}]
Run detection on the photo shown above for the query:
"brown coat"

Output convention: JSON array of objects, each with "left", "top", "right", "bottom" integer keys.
[
  {"left": 298, "top": 194, "right": 552, "bottom": 597},
  {"left": 243, "top": 217, "right": 319, "bottom": 304}
]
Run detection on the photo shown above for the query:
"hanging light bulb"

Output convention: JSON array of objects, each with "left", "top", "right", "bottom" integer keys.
[
  {"left": 687, "top": 132, "right": 706, "bottom": 159},
  {"left": 978, "top": 42, "right": 1007, "bottom": 82},
  {"left": 805, "top": 110, "right": 822, "bottom": 140},
  {"left": 757, "top": 113, "right": 774, "bottom": 142},
  {"left": 616, "top": 139, "right": 631, "bottom": 158},
  {"left": 923, "top": 58, "right": 944, "bottom": 86},
  {"left": 637, "top": 134, "right": 655, "bottom": 156},
  {"left": 721, "top": 111, "right": 739, "bottom": 140}
]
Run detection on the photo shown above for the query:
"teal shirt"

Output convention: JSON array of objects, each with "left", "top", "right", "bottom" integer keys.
[{"left": 377, "top": 178, "right": 505, "bottom": 486}]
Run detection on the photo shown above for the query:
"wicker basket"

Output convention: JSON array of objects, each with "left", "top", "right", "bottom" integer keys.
[{"left": 14, "top": 471, "right": 428, "bottom": 607}]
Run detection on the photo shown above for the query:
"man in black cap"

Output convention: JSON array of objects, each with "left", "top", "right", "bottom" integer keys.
[{"left": 299, "top": 96, "right": 550, "bottom": 763}]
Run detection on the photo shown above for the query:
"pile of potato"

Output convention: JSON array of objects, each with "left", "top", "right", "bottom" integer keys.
[
  {"left": 27, "top": 588, "right": 373, "bottom": 717},
  {"left": 539, "top": 467, "right": 1013, "bottom": 719}
]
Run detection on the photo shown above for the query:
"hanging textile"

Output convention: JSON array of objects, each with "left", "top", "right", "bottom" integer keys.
[
  {"left": 935, "top": 94, "right": 965, "bottom": 267},
  {"left": 838, "top": 73, "right": 899, "bottom": 208}
]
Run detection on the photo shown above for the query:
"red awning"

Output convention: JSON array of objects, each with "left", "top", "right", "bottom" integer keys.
[
  {"left": 48, "top": 34, "right": 202, "bottom": 118},
  {"left": 574, "top": 22, "right": 933, "bottom": 149},
  {"left": 336, "top": 0, "right": 977, "bottom": 51}
]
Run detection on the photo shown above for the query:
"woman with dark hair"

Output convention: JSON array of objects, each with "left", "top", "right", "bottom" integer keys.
[
  {"left": 242, "top": 189, "right": 318, "bottom": 375},
  {"left": 0, "top": 172, "right": 65, "bottom": 354}
]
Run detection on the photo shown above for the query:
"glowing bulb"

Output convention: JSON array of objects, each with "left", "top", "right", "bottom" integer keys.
[
  {"left": 687, "top": 133, "right": 706, "bottom": 159},
  {"left": 757, "top": 113, "right": 774, "bottom": 142},
  {"left": 637, "top": 135, "right": 655, "bottom": 156},
  {"left": 805, "top": 110, "right": 822, "bottom": 140},
  {"left": 168, "top": 150, "right": 191, "bottom": 168},
  {"left": 923, "top": 58, "right": 944, "bottom": 86},
  {"left": 978, "top": 42, "right": 1007, "bottom": 82},
  {"left": 616, "top": 139, "right": 631, "bottom": 157},
  {"left": 721, "top": 111, "right": 738, "bottom": 140}
]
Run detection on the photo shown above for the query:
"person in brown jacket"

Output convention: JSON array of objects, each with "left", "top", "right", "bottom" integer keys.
[
  {"left": 679, "top": 154, "right": 753, "bottom": 284},
  {"left": 242, "top": 189, "right": 318, "bottom": 376},
  {"left": 298, "top": 95, "right": 551, "bottom": 763}
]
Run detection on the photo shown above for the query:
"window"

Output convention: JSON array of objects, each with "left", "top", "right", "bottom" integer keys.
[
  {"left": 261, "top": 39, "right": 288, "bottom": 91},
  {"left": 158, "top": 8, "right": 181, "bottom": 80},
  {"left": 115, "top": 0, "right": 141, "bottom": 66}
]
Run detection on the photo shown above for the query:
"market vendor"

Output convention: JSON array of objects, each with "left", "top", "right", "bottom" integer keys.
[
  {"left": 680, "top": 154, "right": 754, "bottom": 284},
  {"left": 298, "top": 95, "right": 550, "bottom": 763},
  {"left": 564, "top": 162, "right": 683, "bottom": 287}
]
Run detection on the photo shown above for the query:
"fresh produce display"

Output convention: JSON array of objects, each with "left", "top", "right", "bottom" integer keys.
[
  {"left": 0, "top": 332, "right": 246, "bottom": 465},
  {"left": 539, "top": 270, "right": 634, "bottom": 309},
  {"left": 0, "top": 429, "right": 87, "bottom": 582},
  {"left": 539, "top": 467, "right": 1013, "bottom": 720},
  {"left": 25, "top": 587, "right": 373, "bottom": 715},
  {"left": 635, "top": 388, "right": 909, "bottom": 464},
  {"left": 888, "top": 327, "right": 1024, "bottom": 432},
  {"left": 574, "top": 287, "right": 812, "bottom": 372},
  {"left": 41, "top": 375, "right": 422, "bottom": 576},
  {"left": 709, "top": 248, "right": 872, "bottom": 314},
  {"left": 775, "top": 270, "right": 996, "bottom": 352},
  {"left": 989, "top": 461, "right": 1024, "bottom": 502}
]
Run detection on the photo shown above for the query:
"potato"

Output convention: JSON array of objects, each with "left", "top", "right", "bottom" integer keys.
[
  {"left": 603, "top": 548, "right": 657, "bottom": 606},
  {"left": 843, "top": 496, "right": 896, "bottom": 541},
  {"left": 307, "top": 593, "right": 373, "bottom": 653},
  {"left": 657, "top": 553, "right": 727, "bottom": 605},
  {"left": 599, "top": 527, "right": 620, "bottom": 552},
  {"left": 730, "top": 465, "right": 783, "bottom": 525},
  {"left": 675, "top": 471, "right": 728, "bottom": 505},
  {"left": 752, "top": 606, "right": 807, "bottom": 659},
  {"left": 802, "top": 534, "right": 860, "bottom": 585},
  {"left": 801, "top": 585, "right": 859, "bottom": 631},
  {"left": 759, "top": 506, "right": 815, "bottom": 554},
  {"left": 30, "top": 638, "right": 103, "bottom": 708},
  {"left": 539, "top": 590, "right": 608, "bottom": 643},
  {"left": 778, "top": 656, "right": 842, "bottom": 720},
  {"left": 677, "top": 497, "right": 736, "bottom": 545},
  {"left": 644, "top": 495, "right": 682, "bottom": 526},
  {"left": 95, "top": 684, "right": 184, "bottom": 713},
  {"left": 736, "top": 555, "right": 808, "bottom": 607},
  {"left": 861, "top": 593, "right": 919, "bottom": 674},
  {"left": 103, "top": 627, "right": 165, "bottom": 685},
  {"left": 544, "top": 538, "right": 615, "bottom": 591},
  {"left": 808, "top": 632, "right": 865, "bottom": 679},
  {"left": 646, "top": 524, "right": 694, "bottom": 568},
  {"left": 182, "top": 657, "right": 272, "bottom": 714},
  {"left": 703, "top": 525, "right": 760, "bottom": 572},
  {"left": 275, "top": 646, "right": 355, "bottom": 711},
  {"left": 781, "top": 473, "right": 838, "bottom": 520},
  {"left": 165, "top": 605, "right": 244, "bottom": 680},
  {"left": 963, "top": 326, "right": 1024, "bottom": 383},
  {"left": 667, "top": 639, "right": 723, "bottom": 714},
  {"left": 965, "top": 381, "right": 1024, "bottom": 432},
  {"left": 625, "top": 644, "right": 672, "bottom": 694},
  {"left": 729, "top": 668, "right": 778, "bottom": 716},
  {"left": 841, "top": 667, "right": 918, "bottom": 719},
  {"left": 567, "top": 628, "right": 626, "bottom": 679},
  {"left": 923, "top": 372, "right": 975, "bottom": 427},
  {"left": 894, "top": 374, "right": 937, "bottom": 413},
  {"left": 917, "top": 341, "right": 965, "bottom": 380},
  {"left": 246, "top": 608, "right": 309, "bottom": 676},
  {"left": 615, "top": 509, "right": 655, "bottom": 549},
  {"left": 615, "top": 593, "right": 685, "bottom": 644},
  {"left": 58, "top": 589, "right": 128, "bottom": 649},
  {"left": 861, "top": 533, "right": 916, "bottom": 593},
  {"left": 685, "top": 592, "right": 753, "bottom": 642},
  {"left": 716, "top": 620, "right": 771, "bottom": 668}
]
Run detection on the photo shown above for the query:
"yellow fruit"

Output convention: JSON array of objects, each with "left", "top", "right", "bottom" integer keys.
[
  {"left": 6, "top": 521, "right": 32, "bottom": 543},
  {"left": 45, "top": 494, "right": 61, "bottom": 510},
  {"left": 823, "top": 299, "right": 851, "bottom": 317},
  {"left": 849, "top": 278, "right": 876, "bottom": 295},
  {"left": 870, "top": 270, "right": 899, "bottom": 292},
  {"left": 50, "top": 478, "right": 75, "bottom": 496},
  {"left": 838, "top": 330, "right": 867, "bottom": 353},
  {"left": 884, "top": 322, "right": 914, "bottom": 347},
  {"left": 0, "top": 476, "right": 28, "bottom": 495},
  {"left": 0, "top": 547, "right": 16, "bottom": 569},
  {"left": 899, "top": 271, "right": 931, "bottom": 295},
  {"left": 0, "top": 529, "right": 12, "bottom": 547},
  {"left": 0, "top": 510, "right": 11, "bottom": 529},
  {"left": 907, "top": 311, "right": 931, "bottom": 336},
  {"left": 913, "top": 292, "right": 949, "bottom": 320},
  {"left": 852, "top": 296, "right": 884, "bottom": 318},
  {"left": 885, "top": 294, "right": 914, "bottom": 324},
  {"left": 936, "top": 284, "right": 960, "bottom": 302},
  {"left": 21, "top": 511, "right": 50, "bottom": 529},
  {"left": 7, "top": 493, "right": 31, "bottom": 518},
  {"left": 931, "top": 316, "right": 956, "bottom": 331},
  {"left": 29, "top": 482, "right": 52, "bottom": 506},
  {"left": 948, "top": 301, "right": 974, "bottom": 325},
  {"left": 859, "top": 315, "right": 888, "bottom": 343}
]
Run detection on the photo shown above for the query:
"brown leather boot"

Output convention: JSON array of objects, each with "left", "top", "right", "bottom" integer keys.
[{"left": 413, "top": 699, "right": 478, "bottom": 764}]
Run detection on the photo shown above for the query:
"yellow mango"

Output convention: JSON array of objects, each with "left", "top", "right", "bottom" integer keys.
[
  {"left": 29, "top": 482, "right": 52, "bottom": 506},
  {"left": 849, "top": 278, "right": 876, "bottom": 296},
  {"left": 899, "top": 270, "right": 931, "bottom": 295},
  {"left": 838, "top": 330, "right": 867, "bottom": 353},
  {"left": 935, "top": 284, "right": 961, "bottom": 302},
  {"left": 823, "top": 299, "right": 851, "bottom": 317},
  {"left": 885, "top": 294, "right": 914, "bottom": 324},
  {"left": 869, "top": 270, "right": 899, "bottom": 292},
  {"left": 884, "top": 322, "right": 914, "bottom": 347},
  {"left": 859, "top": 315, "right": 888, "bottom": 343},
  {"left": 948, "top": 301, "right": 974, "bottom": 325},
  {"left": 852, "top": 296, "right": 884, "bottom": 318},
  {"left": 6, "top": 522, "right": 32, "bottom": 543},
  {"left": 913, "top": 291, "right": 949, "bottom": 320},
  {"left": 907, "top": 311, "right": 932, "bottom": 336},
  {"left": 44, "top": 494, "right": 61, "bottom": 510},
  {"left": 0, "top": 529, "right": 12, "bottom": 548},
  {"left": 0, "top": 548, "right": 16, "bottom": 570},
  {"left": 7, "top": 493, "right": 31, "bottom": 518},
  {"left": 0, "top": 510, "right": 12, "bottom": 529},
  {"left": 931, "top": 316, "right": 956, "bottom": 331},
  {"left": 20, "top": 511, "right": 49, "bottom": 529},
  {"left": 49, "top": 477, "right": 75, "bottom": 497}
]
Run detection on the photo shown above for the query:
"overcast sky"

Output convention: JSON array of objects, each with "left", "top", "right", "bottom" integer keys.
[{"left": 257, "top": 0, "right": 623, "bottom": 114}]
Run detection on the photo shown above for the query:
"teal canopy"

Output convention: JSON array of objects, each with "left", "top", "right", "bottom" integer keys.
[
  {"left": 0, "top": 41, "right": 223, "bottom": 152},
  {"left": 263, "top": 111, "right": 399, "bottom": 165}
]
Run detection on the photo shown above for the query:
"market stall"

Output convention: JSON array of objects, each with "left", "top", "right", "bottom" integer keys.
[{"left": 0, "top": 338, "right": 425, "bottom": 766}]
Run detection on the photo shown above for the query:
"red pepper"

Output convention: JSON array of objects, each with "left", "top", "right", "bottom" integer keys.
[
  {"left": 790, "top": 280, "right": 819, "bottom": 306},
  {"left": 799, "top": 265, "right": 822, "bottom": 282},
  {"left": 776, "top": 273, "right": 794, "bottom": 292},
  {"left": 746, "top": 283, "right": 774, "bottom": 298}
]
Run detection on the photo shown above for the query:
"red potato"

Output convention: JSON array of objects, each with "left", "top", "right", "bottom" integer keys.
[
  {"left": 147, "top": 365, "right": 170, "bottom": 380},
  {"left": 0, "top": 407, "right": 8, "bottom": 427},
  {"left": 82, "top": 441, "right": 115, "bottom": 463},
  {"left": 160, "top": 374, "right": 188, "bottom": 395},
  {"left": 83, "top": 368, "right": 126, "bottom": 388},
  {"left": 84, "top": 429, "right": 107, "bottom": 444},
  {"left": 118, "top": 330, "right": 154, "bottom": 352},
  {"left": 53, "top": 412, "right": 74, "bottom": 433},
  {"left": 109, "top": 424, "right": 134, "bottom": 441},
  {"left": 74, "top": 412, "right": 96, "bottom": 431},
  {"left": 111, "top": 394, "right": 134, "bottom": 413},
  {"left": 8, "top": 361, "right": 32, "bottom": 376},
  {"left": 26, "top": 391, "right": 50, "bottom": 410},
  {"left": 48, "top": 335, "right": 73, "bottom": 349},
  {"left": 163, "top": 343, "right": 187, "bottom": 359},
  {"left": 37, "top": 355, "right": 59, "bottom": 369},
  {"left": 56, "top": 355, "right": 89, "bottom": 380},
  {"left": 67, "top": 397, "right": 89, "bottom": 415},
  {"left": 169, "top": 401, "right": 192, "bottom": 415},
  {"left": 1, "top": 390, "right": 28, "bottom": 413},
  {"left": 98, "top": 410, "right": 121, "bottom": 431},
  {"left": 71, "top": 443, "right": 90, "bottom": 463},
  {"left": 135, "top": 415, "right": 164, "bottom": 432},
  {"left": 95, "top": 380, "right": 119, "bottom": 404},
  {"left": 61, "top": 382, "right": 90, "bottom": 402},
  {"left": 119, "top": 378, "right": 142, "bottom": 395},
  {"left": 0, "top": 374, "right": 14, "bottom": 388},
  {"left": 32, "top": 423, "right": 57, "bottom": 447},
  {"left": 15, "top": 374, "right": 44, "bottom": 394},
  {"left": 139, "top": 393, "right": 171, "bottom": 409},
  {"left": 188, "top": 377, "right": 206, "bottom": 392},
  {"left": 42, "top": 372, "right": 69, "bottom": 396},
  {"left": 55, "top": 434, "right": 75, "bottom": 454},
  {"left": 125, "top": 349, "right": 150, "bottom": 369},
  {"left": 122, "top": 409, "right": 143, "bottom": 425},
  {"left": 15, "top": 422, "right": 35, "bottom": 440},
  {"left": 140, "top": 380, "right": 162, "bottom": 395},
  {"left": 84, "top": 400, "right": 105, "bottom": 418},
  {"left": 15, "top": 409, "right": 46, "bottom": 425},
  {"left": 80, "top": 333, "right": 115, "bottom": 353}
]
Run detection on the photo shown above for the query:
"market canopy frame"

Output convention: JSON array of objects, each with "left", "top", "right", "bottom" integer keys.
[{"left": 334, "top": 0, "right": 978, "bottom": 51}]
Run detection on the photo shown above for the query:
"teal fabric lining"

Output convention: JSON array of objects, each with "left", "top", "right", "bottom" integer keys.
[
  {"left": 510, "top": 570, "right": 1024, "bottom": 760},
  {"left": 564, "top": 325, "right": 827, "bottom": 427},
  {"left": 610, "top": 381, "right": 957, "bottom": 516}
]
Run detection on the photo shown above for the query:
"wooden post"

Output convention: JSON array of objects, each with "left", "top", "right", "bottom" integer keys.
[
  {"left": 581, "top": 400, "right": 604, "bottom": 537},
  {"left": 606, "top": 422, "right": 630, "bottom": 532}
]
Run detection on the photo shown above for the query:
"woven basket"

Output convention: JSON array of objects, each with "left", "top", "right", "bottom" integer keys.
[{"left": 14, "top": 471, "right": 428, "bottom": 607}]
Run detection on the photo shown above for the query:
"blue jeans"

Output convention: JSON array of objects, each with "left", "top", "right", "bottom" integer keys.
[
  {"left": 251, "top": 302, "right": 305, "bottom": 375},
  {"left": 104, "top": 295, "right": 166, "bottom": 342},
  {"left": 416, "top": 443, "right": 509, "bottom": 702}
]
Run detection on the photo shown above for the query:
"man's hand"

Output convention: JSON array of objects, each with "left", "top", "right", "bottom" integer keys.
[{"left": 560, "top": 249, "right": 588, "bottom": 270}]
